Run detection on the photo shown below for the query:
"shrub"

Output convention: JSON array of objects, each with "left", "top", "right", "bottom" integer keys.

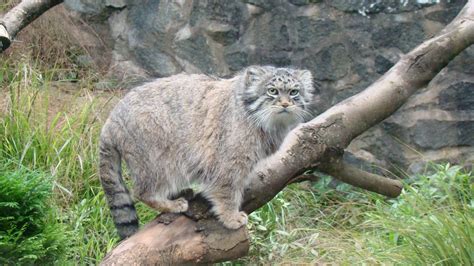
[{"left": 0, "top": 162, "right": 69, "bottom": 264}]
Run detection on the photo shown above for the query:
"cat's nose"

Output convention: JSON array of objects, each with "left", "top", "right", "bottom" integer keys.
[{"left": 280, "top": 99, "right": 290, "bottom": 108}]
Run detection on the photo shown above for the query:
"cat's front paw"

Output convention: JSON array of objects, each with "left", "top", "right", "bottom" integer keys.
[{"left": 219, "top": 211, "right": 248, "bottom": 229}]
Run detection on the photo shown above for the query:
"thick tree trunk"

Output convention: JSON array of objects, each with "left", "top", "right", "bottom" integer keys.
[
  {"left": 0, "top": 0, "right": 63, "bottom": 51},
  {"left": 102, "top": 1, "right": 474, "bottom": 264}
]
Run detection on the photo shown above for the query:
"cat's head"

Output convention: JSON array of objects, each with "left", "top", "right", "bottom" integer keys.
[{"left": 239, "top": 65, "right": 315, "bottom": 132}]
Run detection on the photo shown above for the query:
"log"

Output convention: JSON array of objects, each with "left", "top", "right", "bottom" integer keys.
[
  {"left": 0, "top": 0, "right": 63, "bottom": 51},
  {"left": 102, "top": 193, "right": 250, "bottom": 264},
  {"left": 102, "top": 1, "right": 474, "bottom": 264}
]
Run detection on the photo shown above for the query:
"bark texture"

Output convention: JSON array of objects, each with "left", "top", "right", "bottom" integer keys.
[
  {"left": 102, "top": 1, "right": 474, "bottom": 264},
  {"left": 0, "top": 0, "right": 63, "bottom": 51},
  {"left": 102, "top": 195, "right": 250, "bottom": 265}
]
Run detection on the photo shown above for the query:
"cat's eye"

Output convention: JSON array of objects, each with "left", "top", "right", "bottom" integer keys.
[
  {"left": 289, "top": 89, "right": 299, "bottom": 96},
  {"left": 267, "top": 88, "right": 278, "bottom": 96}
]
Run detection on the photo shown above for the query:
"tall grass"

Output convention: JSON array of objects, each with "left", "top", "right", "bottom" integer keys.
[
  {"left": 0, "top": 59, "right": 97, "bottom": 200},
  {"left": 244, "top": 164, "right": 473, "bottom": 264},
  {"left": 0, "top": 57, "right": 121, "bottom": 264},
  {"left": 367, "top": 164, "right": 473, "bottom": 265}
]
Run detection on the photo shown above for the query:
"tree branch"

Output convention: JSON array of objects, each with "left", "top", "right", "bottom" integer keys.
[
  {"left": 242, "top": 0, "right": 474, "bottom": 213},
  {"left": 321, "top": 161, "right": 402, "bottom": 198},
  {"left": 101, "top": 0, "right": 474, "bottom": 263},
  {"left": 0, "top": 0, "right": 63, "bottom": 51}
]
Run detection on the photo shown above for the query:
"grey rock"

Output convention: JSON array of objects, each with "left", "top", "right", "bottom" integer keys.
[
  {"left": 374, "top": 55, "right": 394, "bottom": 74},
  {"left": 254, "top": 51, "right": 292, "bottom": 67},
  {"left": 447, "top": 46, "right": 474, "bottom": 74},
  {"left": 64, "top": 0, "right": 106, "bottom": 14},
  {"left": 294, "top": 17, "right": 338, "bottom": 49},
  {"left": 242, "top": 0, "right": 280, "bottom": 10},
  {"left": 250, "top": 9, "right": 292, "bottom": 52},
  {"left": 372, "top": 22, "right": 425, "bottom": 53},
  {"left": 64, "top": 0, "right": 472, "bottom": 173},
  {"left": 302, "top": 44, "right": 352, "bottom": 81},
  {"left": 411, "top": 120, "right": 474, "bottom": 149},
  {"left": 190, "top": 1, "right": 245, "bottom": 28},
  {"left": 425, "top": 7, "right": 460, "bottom": 24},
  {"left": 133, "top": 48, "right": 180, "bottom": 77},
  {"left": 175, "top": 34, "right": 216, "bottom": 74},
  {"left": 206, "top": 24, "right": 240, "bottom": 46},
  {"left": 105, "top": 0, "right": 126, "bottom": 9},
  {"left": 439, "top": 82, "right": 474, "bottom": 111},
  {"left": 382, "top": 118, "right": 474, "bottom": 150},
  {"left": 288, "top": 0, "right": 322, "bottom": 6},
  {"left": 224, "top": 50, "right": 249, "bottom": 72},
  {"left": 329, "top": 0, "right": 440, "bottom": 14}
]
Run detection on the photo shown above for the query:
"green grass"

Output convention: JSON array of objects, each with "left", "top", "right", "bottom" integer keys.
[
  {"left": 243, "top": 164, "right": 473, "bottom": 265},
  {"left": 0, "top": 57, "right": 120, "bottom": 264},
  {"left": 0, "top": 54, "right": 472, "bottom": 265}
]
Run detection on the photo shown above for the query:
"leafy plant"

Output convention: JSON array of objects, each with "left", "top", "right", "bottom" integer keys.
[{"left": 0, "top": 162, "right": 69, "bottom": 264}]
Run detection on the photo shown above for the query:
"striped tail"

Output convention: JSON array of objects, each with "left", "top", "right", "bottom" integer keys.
[{"left": 99, "top": 140, "right": 138, "bottom": 239}]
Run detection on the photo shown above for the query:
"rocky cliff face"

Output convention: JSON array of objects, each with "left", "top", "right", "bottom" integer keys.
[{"left": 64, "top": 0, "right": 473, "bottom": 174}]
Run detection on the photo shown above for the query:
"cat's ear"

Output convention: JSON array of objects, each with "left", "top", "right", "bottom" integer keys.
[
  {"left": 244, "top": 66, "right": 269, "bottom": 87},
  {"left": 296, "top": 69, "right": 313, "bottom": 91}
]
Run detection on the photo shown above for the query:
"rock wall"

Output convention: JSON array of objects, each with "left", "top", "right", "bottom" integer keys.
[{"left": 64, "top": 0, "right": 473, "bottom": 174}]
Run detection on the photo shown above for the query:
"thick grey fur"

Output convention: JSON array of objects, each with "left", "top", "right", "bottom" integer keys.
[{"left": 99, "top": 65, "right": 315, "bottom": 239}]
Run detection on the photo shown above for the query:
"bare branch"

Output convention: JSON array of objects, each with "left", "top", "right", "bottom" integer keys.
[
  {"left": 287, "top": 173, "right": 321, "bottom": 185},
  {"left": 321, "top": 161, "right": 403, "bottom": 198},
  {"left": 0, "top": 0, "right": 63, "bottom": 51}
]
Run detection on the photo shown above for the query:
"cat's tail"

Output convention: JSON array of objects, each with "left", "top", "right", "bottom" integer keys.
[{"left": 99, "top": 137, "right": 138, "bottom": 239}]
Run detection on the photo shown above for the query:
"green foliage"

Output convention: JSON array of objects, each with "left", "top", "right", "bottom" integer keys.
[
  {"left": 245, "top": 164, "right": 473, "bottom": 264},
  {"left": 66, "top": 188, "right": 119, "bottom": 264},
  {"left": 0, "top": 162, "right": 68, "bottom": 264},
  {"left": 368, "top": 164, "right": 473, "bottom": 265},
  {"left": 0, "top": 59, "right": 98, "bottom": 190},
  {"left": 0, "top": 57, "right": 121, "bottom": 264}
]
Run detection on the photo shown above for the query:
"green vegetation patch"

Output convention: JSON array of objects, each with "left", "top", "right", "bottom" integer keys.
[
  {"left": 0, "top": 162, "right": 69, "bottom": 264},
  {"left": 242, "top": 164, "right": 473, "bottom": 265}
]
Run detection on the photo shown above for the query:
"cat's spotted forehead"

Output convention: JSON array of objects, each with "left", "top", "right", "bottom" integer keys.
[{"left": 267, "top": 69, "right": 300, "bottom": 88}]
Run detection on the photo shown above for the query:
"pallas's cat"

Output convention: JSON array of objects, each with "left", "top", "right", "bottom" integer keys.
[{"left": 99, "top": 66, "right": 315, "bottom": 238}]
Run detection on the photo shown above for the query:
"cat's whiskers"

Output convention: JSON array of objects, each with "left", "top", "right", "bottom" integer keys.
[{"left": 295, "top": 108, "right": 312, "bottom": 122}]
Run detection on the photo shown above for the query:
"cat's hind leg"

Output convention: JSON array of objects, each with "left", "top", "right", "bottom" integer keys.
[{"left": 125, "top": 153, "right": 189, "bottom": 214}]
